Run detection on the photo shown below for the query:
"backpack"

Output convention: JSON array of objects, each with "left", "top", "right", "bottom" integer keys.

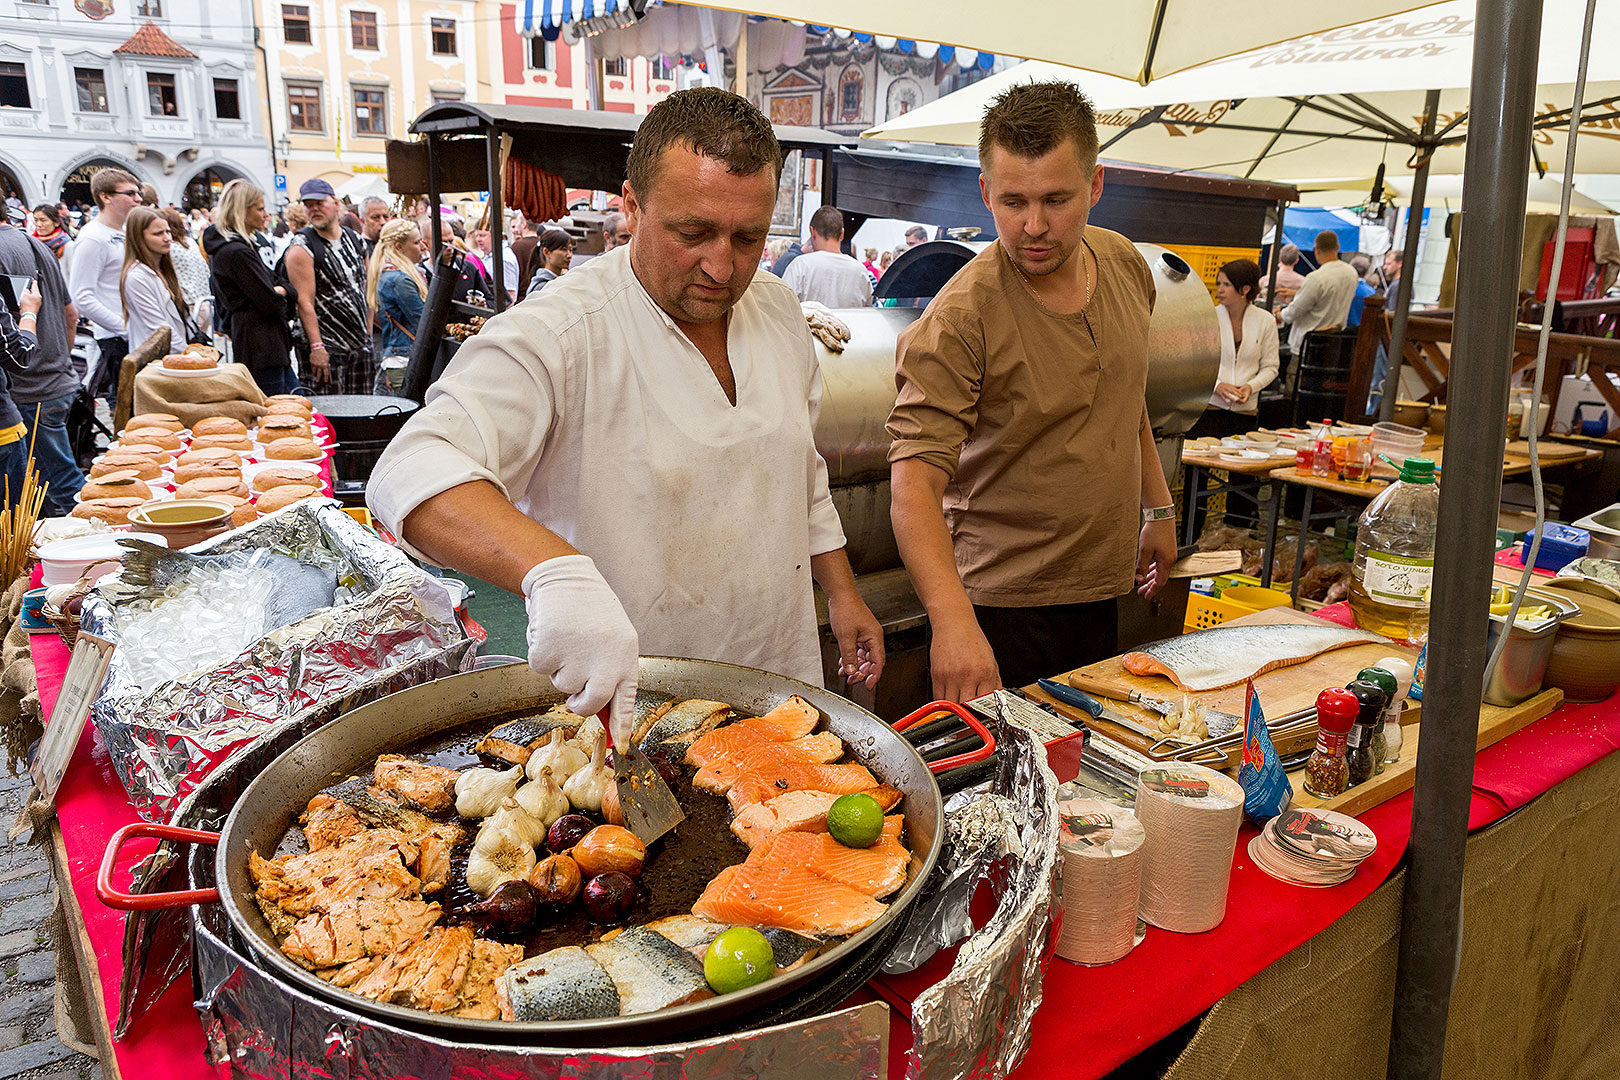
[{"left": 274, "top": 226, "right": 335, "bottom": 348}]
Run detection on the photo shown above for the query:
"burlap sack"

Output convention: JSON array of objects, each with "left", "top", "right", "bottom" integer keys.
[{"left": 132, "top": 363, "right": 268, "bottom": 429}]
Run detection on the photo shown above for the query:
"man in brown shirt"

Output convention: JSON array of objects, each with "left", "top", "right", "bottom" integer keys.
[{"left": 887, "top": 81, "right": 1178, "bottom": 701}]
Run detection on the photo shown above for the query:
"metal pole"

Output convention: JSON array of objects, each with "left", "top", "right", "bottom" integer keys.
[
  {"left": 426, "top": 135, "right": 443, "bottom": 261},
  {"left": 486, "top": 133, "right": 505, "bottom": 313},
  {"left": 1262, "top": 200, "right": 1285, "bottom": 312},
  {"left": 1386, "top": 0, "right": 1542, "bottom": 1075},
  {"left": 1378, "top": 88, "right": 1441, "bottom": 423}
]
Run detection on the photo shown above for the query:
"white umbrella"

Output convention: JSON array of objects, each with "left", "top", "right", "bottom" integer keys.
[
  {"left": 1295, "top": 175, "right": 1618, "bottom": 214},
  {"left": 688, "top": 0, "right": 1454, "bottom": 83}
]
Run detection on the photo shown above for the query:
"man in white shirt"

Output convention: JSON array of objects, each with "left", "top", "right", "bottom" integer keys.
[
  {"left": 67, "top": 167, "right": 141, "bottom": 408},
  {"left": 367, "top": 89, "right": 884, "bottom": 745},
  {"left": 1280, "top": 231, "right": 1360, "bottom": 353},
  {"left": 781, "top": 205, "right": 874, "bottom": 309}
]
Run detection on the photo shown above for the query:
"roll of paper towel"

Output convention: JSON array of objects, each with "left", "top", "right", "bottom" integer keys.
[
  {"left": 1056, "top": 798, "right": 1146, "bottom": 965},
  {"left": 1135, "top": 764, "right": 1245, "bottom": 933}
]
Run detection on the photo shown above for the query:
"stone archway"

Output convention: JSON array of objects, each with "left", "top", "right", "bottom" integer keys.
[
  {"left": 0, "top": 151, "right": 33, "bottom": 210},
  {"left": 57, "top": 154, "right": 146, "bottom": 217},
  {"left": 180, "top": 162, "right": 249, "bottom": 211}
]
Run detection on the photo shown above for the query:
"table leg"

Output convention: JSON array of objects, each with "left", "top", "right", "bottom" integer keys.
[
  {"left": 1260, "top": 480, "right": 1283, "bottom": 589},
  {"left": 1181, "top": 464, "right": 1200, "bottom": 546},
  {"left": 1291, "top": 486, "right": 1314, "bottom": 606}
]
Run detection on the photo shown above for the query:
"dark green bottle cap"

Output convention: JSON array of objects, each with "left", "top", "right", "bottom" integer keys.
[
  {"left": 1398, "top": 457, "right": 1436, "bottom": 483},
  {"left": 1357, "top": 667, "right": 1399, "bottom": 698}
]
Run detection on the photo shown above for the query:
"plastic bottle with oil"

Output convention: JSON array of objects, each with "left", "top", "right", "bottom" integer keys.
[{"left": 1349, "top": 457, "right": 1439, "bottom": 639}]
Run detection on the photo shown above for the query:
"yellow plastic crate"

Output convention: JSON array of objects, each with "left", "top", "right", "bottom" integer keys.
[
  {"left": 1220, "top": 585, "right": 1294, "bottom": 611},
  {"left": 1184, "top": 592, "right": 1257, "bottom": 632}
]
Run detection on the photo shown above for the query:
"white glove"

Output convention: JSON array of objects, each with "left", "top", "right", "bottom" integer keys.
[{"left": 522, "top": 554, "right": 639, "bottom": 748}]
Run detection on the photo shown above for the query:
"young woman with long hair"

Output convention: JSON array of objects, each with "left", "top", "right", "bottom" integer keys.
[
  {"left": 201, "top": 179, "right": 299, "bottom": 395},
  {"left": 119, "top": 205, "right": 195, "bottom": 352},
  {"left": 366, "top": 218, "right": 428, "bottom": 391}
]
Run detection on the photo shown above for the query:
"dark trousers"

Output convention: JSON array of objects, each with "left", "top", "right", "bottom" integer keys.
[
  {"left": 94, "top": 337, "right": 129, "bottom": 411},
  {"left": 298, "top": 345, "right": 377, "bottom": 396},
  {"left": 19, "top": 391, "right": 89, "bottom": 517},
  {"left": 251, "top": 363, "right": 301, "bottom": 397},
  {"left": 973, "top": 597, "right": 1120, "bottom": 690}
]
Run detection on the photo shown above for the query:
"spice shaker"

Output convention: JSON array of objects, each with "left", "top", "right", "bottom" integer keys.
[
  {"left": 1345, "top": 680, "right": 1389, "bottom": 787},
  {"left": 1356, "top": 667, "right": 1399, "bottom": 775},
  {"left": 1304, "top": 688, "right": 1360, "bottom": 799},
  {"left": 1374, "top": 656, "right": 1414, "bottom": 764}
]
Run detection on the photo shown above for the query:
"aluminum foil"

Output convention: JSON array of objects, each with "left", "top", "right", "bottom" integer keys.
[
  {"left": 907, "top": 722, "right": 1061, "bottom": 1080},
  {"left": 190, "top": 919, "right": 890, "bottom": 1080},
  {"left": 84, "top": 499, "right": 470, "bottom": 822}
]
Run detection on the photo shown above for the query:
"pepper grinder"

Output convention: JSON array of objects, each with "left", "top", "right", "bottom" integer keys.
[
  {"left": 1344, "top": 680, "right": 1389, "bottom": 788},
  {"left": 1303, "top": 688, "right": 1359, "bottom": 799},
  {"left": 1374, "top": 656, "right": 1415, "bottom": 764}
]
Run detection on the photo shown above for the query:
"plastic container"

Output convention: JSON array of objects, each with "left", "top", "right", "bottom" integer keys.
[
  {"left": 1349, "top": 457, "right": 1439, "bottom": 639},
  {"left": 1483, "top": 587, "right": 1581, "bottom": 706},
  {"left": 37, "top": 532, "right": 169, "bottom": 586},
  {"left": 1184, "top": 593, "right": 1254, "bottom": 633},
  {"left": 1519, "top": 523, "right": 1590, "bottom": 573},
  {"left": 1369, "top": 421, "right": 1427, "bottom": 463}
]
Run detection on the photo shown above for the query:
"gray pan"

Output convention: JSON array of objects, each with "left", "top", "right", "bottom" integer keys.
[{"left": 172, "top": 658, "right": 978, "bottom": 1043}]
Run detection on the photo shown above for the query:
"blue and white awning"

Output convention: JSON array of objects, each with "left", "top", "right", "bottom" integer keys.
[
  {"left": 514, "top": 0, "right": 629, "bottom": 40},
  {"left": 806, "top": 26, "right": 995, "bottom": 69}
]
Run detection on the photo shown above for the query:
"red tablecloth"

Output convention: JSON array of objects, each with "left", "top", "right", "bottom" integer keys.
[{"left": 28, "top": 592, "right": 1620, "bottom": 1080}]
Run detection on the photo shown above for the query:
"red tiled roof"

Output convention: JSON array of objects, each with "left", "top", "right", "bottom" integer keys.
[{"left": 114, "top": 21, "right": 197, "bottom": 59}]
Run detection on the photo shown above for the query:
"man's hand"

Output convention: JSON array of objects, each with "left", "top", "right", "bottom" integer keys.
[
  {"left": 522, "top": 554, "right": 639, "bottom": 747},
  {"left": 827, "top": 592, "right": 885, "bottom": 690},
  {"left": 310, "top": 345, "right": 331, "bottom": 380},
  {"left": 929, "top": 614, "right": 1001, "bottom": 703},
  {"left": 18, "top": 284, "right": 42, "bottom": 319},
  {"left": 1136, "top": 518, "right": 1177, "bottom": 599}
]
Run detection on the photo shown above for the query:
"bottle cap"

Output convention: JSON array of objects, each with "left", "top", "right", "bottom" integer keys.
[
  {"left": 1316, "top": 687, "right": 1360, "bottom": 734},
  {"left": 1356, "top": 667, "right": 1399, "bottom": 699},
  {"left": 1375, "top": 655, "right": 1415, "bottom": 695},
  {"left": 1398, "top": 457, "right": 1436, "bottom": 483},
  {"left": 1346, "top": 679, "right": 1390, "bottom": 722}
]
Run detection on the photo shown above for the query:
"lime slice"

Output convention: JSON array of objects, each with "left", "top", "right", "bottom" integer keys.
[
  {"left": 704, "top": 927, "right": 776, "bottom": 994},
  {"left": 827, "top": 792, "right": 884, "bottom": 849}
]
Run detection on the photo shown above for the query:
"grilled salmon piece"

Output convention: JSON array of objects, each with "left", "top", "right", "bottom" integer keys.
[
  {"left": 300, "top": 794, "right": 367, "bottom": 851},
  {"left": 727, "top": 762, "right": 879, "bottom": 812},
  {"left": 279, "top": 898, "right": 442, "bottom": 970},
  {"left": 372, "top": 754, "right": 459, "bottom": 813},
  {"left": 451, "top": 939, "right": 525, "bottom": 1020},
  {"left": 757, "top": 817, "right": 909, "bottom": 899},
  {"left": 691, "top": 732, "right": 846, "bottom": 793},
  {"left": 746, "top": 696, "right": 820, "bottom": 740},
  {"left": 692, "top": 860, "right": 887, "bottom": 937},
  {"left": 352, "top": 925, "right": 475, "bottom": 1013},
  {"left": 729, "top": 786, "right": 903, "bottom": 849},
  {"left": 686, "top": 718, "right": 793, "bottom": 768}
]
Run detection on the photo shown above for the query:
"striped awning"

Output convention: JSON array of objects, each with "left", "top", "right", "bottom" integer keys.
[
  {"left": 806, "top": 26, "right": 995, "bottom": 69},
  {"left": 513, "top": 0, "right": 629, "bottom": 40}
]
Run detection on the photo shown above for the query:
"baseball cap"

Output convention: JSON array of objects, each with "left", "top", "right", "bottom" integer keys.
[{"left": 298, "top": 178, "right": 336, "bottom": 202}]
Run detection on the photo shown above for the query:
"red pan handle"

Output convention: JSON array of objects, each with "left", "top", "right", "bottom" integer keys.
[
  {"left": 894, "top": 700, "right": 997, "bottom": 773},
  {"left": 95, "top": 822, "right": 221, "bottom": 910}
]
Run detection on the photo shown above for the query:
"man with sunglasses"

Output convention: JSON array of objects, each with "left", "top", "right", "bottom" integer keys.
[{"left": 68, "top": 168, "right": 142, "bottom": 410}]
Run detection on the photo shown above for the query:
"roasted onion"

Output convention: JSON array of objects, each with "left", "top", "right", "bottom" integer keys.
[
  {"left": 449, "top": 879, "right": 537, "bottom": 936},
  {"left": 546, "top": 813, "right": 594, "bottom": 854},
  {"left": 529, "top": 853, "right": 583, "bottom": 905},
  {"left": 573, "top": 825, "right": 647, "bottom": 879},
  {"left": 582, "top": 871, "right": 636, "bottom": 924}
]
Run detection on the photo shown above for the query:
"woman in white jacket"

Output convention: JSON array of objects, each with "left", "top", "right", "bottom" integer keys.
[
  {"left": 1188, "top": 258, "right": 1279, "bottom": 440},
  {"left": 119, "top": 206, "right": 194, "bottom": 353}
]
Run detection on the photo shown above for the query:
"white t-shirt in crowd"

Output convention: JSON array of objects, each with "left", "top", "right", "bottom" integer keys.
[{"left": 781, "top": 249, "right": 874, "bottom": 309}]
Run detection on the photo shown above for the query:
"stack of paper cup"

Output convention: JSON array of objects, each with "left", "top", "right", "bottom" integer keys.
[
  {"left": 1135, "top": 764, "right": 1245, "bottom": 933},
  {"left": 1055, "top": 798, "right": 1146, "bottom": 965}
]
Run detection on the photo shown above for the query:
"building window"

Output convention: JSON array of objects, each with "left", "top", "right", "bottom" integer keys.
[
  {"left": 351, "top": 11, "right": 378, "bottom": 50},
  {"left": 282, "top": 5, "right": 312, "bottom": 45},
  {"left": 430, "top": 18, "right": 456, "bottom": 55},
  {"left": 213, "top": 78, "right": 240, "bottom": 119},
  {"left": 429, "top": 88, "right": 462, "bottom": 104},
  {"left": 352, "top": 87, "right": 386, "bottom": 135},
  {"left": 603, "top": 57, "right": 627, "bottom": 77},
  {"left": 136, "top": 0, "right": 162, "bottom": 15},
  {"left": 0, "top": 63, "right": 29, "bottom": 110},
  {"left": 147, "top": 72, "right": 177, "bottom": 116},
  {"left": 527, "top": 36, "right": 553, "bottom": 71},
  {"left": 286, "top": 82, "right": 322, "bottom": 131},
  {"left": 74, "top": 68, "right": 109, "bottom": 113},
  {"left": 651, "top": 56, "right": 676, "bottom": 81},
  {"left": 839, "top": 67, "right": 863, "bottom": 122}
]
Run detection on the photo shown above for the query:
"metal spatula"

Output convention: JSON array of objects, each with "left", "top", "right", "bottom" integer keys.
[{"left": 599, "top": 707, "right": 685, "bottom": 845}]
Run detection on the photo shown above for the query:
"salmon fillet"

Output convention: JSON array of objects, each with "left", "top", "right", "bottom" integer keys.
[
  {"left": 757, "top": 817, "right": 909, "bottom": 898},
  {"left": 372, "top": 754, "right": 459, "bottom": 813},
  {"left": 279, "top": 898, "right": 441, "bottom": 970},
  {"left": 727, "top": 762, "right": 878, "bottom": 812},
  {"left": 730, "top": 786, "right": 903, "bottom": 848},
  {"left": 352, "top": 925, "right": 475, "bottom": 1013},
  {"left": 692, "top": 732, "right": 846, "bottom": 793},
  {"left": 686, "top": 717, "right": 807, "bottom": 768},
  {"left": 746, "top": 696, "right": 821, "bottom": 739},
  {"left": 692, "top": 860, "right": 888, "bottom": 936},
  {"left": 1120, "top": 624, "right": 1386, "bottom": 691}
]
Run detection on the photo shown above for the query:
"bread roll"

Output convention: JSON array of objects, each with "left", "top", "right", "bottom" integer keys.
[
  {"left": 192, "top": 416, "right": 248, "bottom": 437},
  {"left": 117, "top": 443, "right": 166, "bottom": 459},
  {"left": 265, "top": 394, "right": 313, "bottom": 409},
  {"left": 256, "top": 416, "right": 312, "bottom": 442},
  {"left": 91, "top": 454, "right": 163, "bottom": 480},
  {"left": 174, "top": 460, "right": 243, "bottom": 485},
  {"left": 183, "top": 344, "right": 220, "bottom": 361},
  {"left": 176, "top": 447, "right": 242, "bottom": 467},
  {"left": 190, "top": 433, "right": 253, "bottom": 452},
  {"left": 254, "top": 484, "right": 322, "bottom": 513},
  {"left": 124, "top": 427, "right": 183, "bottom": 450},
  {"left": 263, "top": 401, "right": 314, "bottom": 419},
  {"left": 250, "top": 466, "right": 320, "bottom": 492},
  {"left": 78, "top": 472, "right": 152, "bottom": 502},
  {"left": 71, "top": 498, "right": 144, "bottom": 526},
  {"left": 175, "top": 476, "right": 250, "bottom": 500},
  {"left": 265, "top": 438, "right": 322, "bottom": 461},
  {"left": 163, "top": 353, "right": 217, "bottom": 371},
  {"left": 124, "top": 413, "right": 183, "bottom": 433}
]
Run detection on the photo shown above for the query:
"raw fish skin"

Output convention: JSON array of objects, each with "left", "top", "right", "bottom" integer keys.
[
  {"left": 585, "top": 925, "right": 714, "bottom": 1015},
  {"left": 1122, "top": 623, "right": 1387, "bottom": 691}
]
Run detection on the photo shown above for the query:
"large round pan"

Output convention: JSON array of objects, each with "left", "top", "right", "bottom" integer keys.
[{"left": 98, "top": 658, "right": 991, "bottom": 1045}]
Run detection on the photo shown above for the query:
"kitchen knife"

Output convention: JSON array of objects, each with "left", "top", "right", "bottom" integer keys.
[
  {"left": 1036, "top": 679, "right": 1161, "bottom": 740},
  {"left": 1066, "top": 674, "right": 1177, "bottom": 717}
]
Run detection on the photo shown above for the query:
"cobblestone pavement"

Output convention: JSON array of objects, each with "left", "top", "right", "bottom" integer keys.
[{"left": 0, "top": 770, "right": 100, "bottom": 1080}]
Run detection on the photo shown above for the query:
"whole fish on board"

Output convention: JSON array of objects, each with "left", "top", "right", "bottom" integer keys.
[{"left": 1122, "top": 623, "right": 1388, "bottom": 692}]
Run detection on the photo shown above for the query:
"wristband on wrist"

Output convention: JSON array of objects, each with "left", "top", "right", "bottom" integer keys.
[
  {"left": 310, "top": 342, "right": 327, "bottom": 352},
  {"left": 1141, "top": 505, "right": 1175, "bottom": 523},
  {"left": 18, "top": 312, "right": 36, "bottom": 322}
]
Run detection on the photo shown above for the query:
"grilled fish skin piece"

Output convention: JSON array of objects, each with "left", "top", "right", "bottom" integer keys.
[
  {"left": 352, "top": 925, "right": 475, "bottom": 1013},
  {"left": 633, "top": 699, "right": 732, "bottom": 756},
  {"left": 373, "top": 754, "right": 459, "bottom": 814},
  {"left": 452, "top": 939, "right": 525, "bottom": 1020},
  {"left": 323, "top": 778, "right": 466, "bottom": 848},
  {"left": 474, "top": 709, "right": 586, "bottom": 764},
  {"left": 691, "top": 732, "right": 847, "bottom": 793},
  {"left": 585, "top": 925, "right": 714, "bottom": 1015},
  {"left": 760, "top": 927, "right": 829, "bottom": 972},
  {"left": 279, "top": 898, "right": 442, "bottom": 970},
  {"left": 300, "top": 794, "right": 367, "bottom": 851},
  {"left": 640, "top": 916, "right": 826, "bottom": 973},
  {"left": 730, "top": 786, "right": 903, "bottom": 848},
  {"left": 1121, "top": 623, "right": 1387, "bottom": 692},
  {"left": 499, "top": 946, "right": 621, "bottom": 1022}
]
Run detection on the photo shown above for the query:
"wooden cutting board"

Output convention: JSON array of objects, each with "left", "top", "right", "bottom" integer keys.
[{"left": 1505, "top": 439, "right": 1591, "bottom": 463}]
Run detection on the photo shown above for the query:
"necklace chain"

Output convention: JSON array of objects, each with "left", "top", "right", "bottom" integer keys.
[{"left": 1009, "top": 239, "right": 1096, "bottom": 346}]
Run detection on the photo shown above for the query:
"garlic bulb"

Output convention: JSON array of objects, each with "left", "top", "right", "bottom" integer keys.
[
  {"left": 571, "top": 716, "right": 606, "bottom": 755},
  {"left": 514, "top": 768, "right": 569, "bottom": 827},
  {"left": 562, "top": 731, "right": 612, "bottom": 813},
  {"left": 465, "top": 827, "right": 537, "bottom": 897},
  {"left": 526, "top": 729, "right": 588, "bottom": 784},
  {"left": 480, "top": 796, "right": 549, "bottom": 851},
  {"left": 454, "top": 764, "right": 523, "bottom": 819}
]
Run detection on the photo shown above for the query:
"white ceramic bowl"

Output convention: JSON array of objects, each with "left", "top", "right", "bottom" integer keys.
[{"left": 37, "top": 531, "right": 169, "bottom": 586}]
